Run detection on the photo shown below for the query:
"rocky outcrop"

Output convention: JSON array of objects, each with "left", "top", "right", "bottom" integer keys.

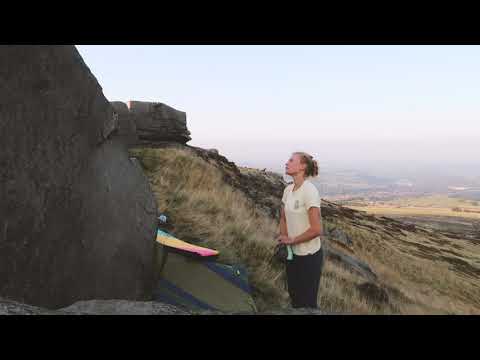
[
  {"left": 322, "top": 241, "right": 378, "bottom": 282},
  {"left": 59, "top": 299, "right": 190, "bottom": 315},
  {"left": 1, "top": 297, "right": 328, "bottom": 315},
  {"left": 236, "top": 167, "right": 287, "bottom": 219},
  {"left": 321, "top": 225, "right": 378, "bottom": 282},
  {"left": 182, "top": 145, "right": 287, "bottom": 219},
  {"left": 0, "top": 45, "right": 158, "bottom": 309},
  {"left": 110, "top": 101, "right": 138, "bottom": 145},
  {"left": 111, "top": 100, "right": 191, "bottom": 146},
  {"left": 0, "top": 297, "right": 64, "bottom": 315},
  {"left": 0, "top": 297, "right": 188, "bottom": 315},
  {"left": 325, "top": 227, "right": 353, "bottom": 247}
]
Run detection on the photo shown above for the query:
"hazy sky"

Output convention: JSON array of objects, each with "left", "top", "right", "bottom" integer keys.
[{"left": 76, "top": 45, "right": 479, "bottom": 174}]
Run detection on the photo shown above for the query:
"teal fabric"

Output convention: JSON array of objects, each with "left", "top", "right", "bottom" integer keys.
[
  {"left": 287, "top": 245, "right": 294, "bottom": 260},
  {"left": 157, "top": 229, "right": 175, "bottom": 238}
]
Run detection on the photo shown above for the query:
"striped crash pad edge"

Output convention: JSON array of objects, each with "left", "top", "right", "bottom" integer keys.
[{"left": 156, "top": 229, "right": 219, "bottom": 257}]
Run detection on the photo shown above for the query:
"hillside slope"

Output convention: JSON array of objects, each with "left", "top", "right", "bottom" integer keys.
[{"left": 131, "top": 144, "right": 480, "bottom": 314}]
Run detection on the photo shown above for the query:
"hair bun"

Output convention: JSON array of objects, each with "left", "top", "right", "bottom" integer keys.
[{"left": 294, "top": 151, "right": 319, "bottom": 178}]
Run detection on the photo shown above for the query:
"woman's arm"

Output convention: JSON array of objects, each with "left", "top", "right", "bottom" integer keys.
[{"left": 281, "top": 207, "right": 323, "bottom": 245}]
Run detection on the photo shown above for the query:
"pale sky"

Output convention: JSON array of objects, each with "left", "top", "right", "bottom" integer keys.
[{"left": 76, "top": 45, "right": 480, "bottom": 175}]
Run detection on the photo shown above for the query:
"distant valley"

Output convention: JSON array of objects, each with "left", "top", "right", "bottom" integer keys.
[
  {"left": 268, "top": 165, "right": 480, "bottom": 203},
  {"left": 270, "top": 165, "right": 480, "bottom": 241}
]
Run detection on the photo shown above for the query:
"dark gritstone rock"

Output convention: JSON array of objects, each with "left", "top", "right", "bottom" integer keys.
[
  {"left": 206, "top": 148, "right": 219, "bottom": 155},
  {"left": 0, "top": 297, "right": 63, "bottom": 315},
  {"left": 237, "top": 168, "right": 287, "bottom": 219},
  {"left": 325, "top": 227, "right": 353, "bottom": 247},
  {"left": 1, "top": 297, "right": 330, "bottom": 315},
  {"left": 0, "top": 45, "right": 158, "bottom": 309},
  {"left": 322, "top": 242, "right": 377, "bottom": 283},
  {"left": 111, "top": 101, "right": 138, "bottom": 146},
  {"left": 59, "top": 299, "right": 190, "bottom": 315},
  {"left": 0, "top": 297, "right": 189, "bottom": 315},
  {"left": 127, "top": 101, "right": 191, "bottom": 145}
]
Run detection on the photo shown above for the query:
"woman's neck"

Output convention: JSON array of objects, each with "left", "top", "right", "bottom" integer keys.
[{"left": 292, "top": 174, "right": 305, "bottom": 190}]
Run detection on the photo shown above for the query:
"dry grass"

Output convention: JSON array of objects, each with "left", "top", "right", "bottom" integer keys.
[
  {"left": 326, "top": 219, "right": 480, "bottom": 314},
  {"left": 318, "top": 259, "right": 398, "bottom": 314}
]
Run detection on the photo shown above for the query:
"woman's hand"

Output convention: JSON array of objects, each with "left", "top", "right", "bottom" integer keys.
[{"left": 277, "top": 234, "right": 295, "bottom": 245}]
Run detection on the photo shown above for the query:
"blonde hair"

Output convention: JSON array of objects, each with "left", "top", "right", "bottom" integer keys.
[{"left": 293, "top": 152, "right": 319, "bottom": 178}]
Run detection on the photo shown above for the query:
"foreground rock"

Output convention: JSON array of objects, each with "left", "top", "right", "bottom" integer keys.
[
  {"left": 0, "top": 297, "right": 188, "bottom": 315},
  {"left": 59, "top": 300, "right": 190, "bottom": 315},
  {"left": 0, "top": 297, "right": 327, "bottom": 315},
  {"left": 0, "top": 45, "right": 158, "bottom": 308},
  {"left": 0, "top": 298, "right": 63, "bottom": 315}
]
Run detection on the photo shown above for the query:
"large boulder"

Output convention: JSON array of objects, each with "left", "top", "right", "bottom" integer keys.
[
  {"left": 127, "top": 100, "right": 191, "bottom": 145},
  {"left": 110, "top": 101, "right": 138, "bottom": 146},
  {"left": 0, "top": 45, "right": 158, "bottom": 309}
]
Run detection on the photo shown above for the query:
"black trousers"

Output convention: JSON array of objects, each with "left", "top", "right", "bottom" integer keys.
[{"left": 286, "top": 247, "right": 324, "bottom": 309}]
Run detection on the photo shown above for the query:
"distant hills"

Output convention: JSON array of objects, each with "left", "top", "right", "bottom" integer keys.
[
  {"left": 449, "top": 189, "right": 480, "bottom": 201},
  {"left": 270, "top": 165, "right": 480, "bottom": 200}
]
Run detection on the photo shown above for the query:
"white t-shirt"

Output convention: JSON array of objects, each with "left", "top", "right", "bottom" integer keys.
[{"left": 281, "top": 179, "right": 322, "bottom": 256}]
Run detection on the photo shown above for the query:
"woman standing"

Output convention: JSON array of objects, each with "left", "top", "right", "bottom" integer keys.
[{"left": 277, "top": 152, "right": 324, "bottom": 309}]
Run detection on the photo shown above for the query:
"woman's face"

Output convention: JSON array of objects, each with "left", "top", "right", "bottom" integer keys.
[{"left": 285, "top": 154, "right": 306, "bottom": 176}]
